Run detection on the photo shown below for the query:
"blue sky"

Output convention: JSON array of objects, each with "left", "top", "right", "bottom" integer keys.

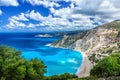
[{"left": 0, "top": 0, "right": 120, "bottom": 32}]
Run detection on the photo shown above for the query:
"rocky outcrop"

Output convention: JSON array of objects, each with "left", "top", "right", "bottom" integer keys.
[
  {"left": 49, "top": 20, "right": 120, "bottom": 63},
  {"left": 48, "top": 20, "right": 120, "bottom": 77}
]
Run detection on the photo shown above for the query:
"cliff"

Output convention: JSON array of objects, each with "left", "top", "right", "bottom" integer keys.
[
  {"left": 49, "top": 20, "right": 120, "bottom": 64},
  {"left": 47, "top": 20, "right": 120, "bottom": 77}
]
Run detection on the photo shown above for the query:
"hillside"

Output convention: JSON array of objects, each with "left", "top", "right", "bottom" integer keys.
[{"left": 48, "top": 20, "right": 120, "bottom": 77}]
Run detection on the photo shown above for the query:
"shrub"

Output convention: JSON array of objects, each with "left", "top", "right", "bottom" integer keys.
[
  {"left": 0, "top": 45, "right": 46, "bottom": 80},
  {"left": 90, "top": 53, "right": 120, "bottom": 77}
]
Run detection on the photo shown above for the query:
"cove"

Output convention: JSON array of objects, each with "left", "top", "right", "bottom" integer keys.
[{"left": 0, "top": 33, "right": 83, "bottom": 76}]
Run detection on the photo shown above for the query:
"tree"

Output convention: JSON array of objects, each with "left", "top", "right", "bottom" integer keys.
[
  {"left": 44, "top": 73, "right": 77, "bottom": 80},
  {"left": 90, "top": 53, "right": 120, "bottom": 77},
  {"left": 0, "top": 45, "right": 46, "bottom": 80}
]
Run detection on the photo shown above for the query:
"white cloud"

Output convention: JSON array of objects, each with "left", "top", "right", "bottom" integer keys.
[
  {"left": 5, "top": 11, "right": 42, "bottom": 31},
  {"left": 48, "top": 0, "right": 120, "bottom": 31},
  {"left": 6, "top": 14, "right": 28, "bottom": 29},
  {"left": 25, "top": 0, "right": 60, "bottom": 8},
  {"left": 49, "top": 6, "right": 95, "bottom": 30},
  {"left": 25, "top": 10, "right": 44, "bottom": 21},
  {"left": 110, "top": 0, "right": 120, "bottom": 8},
  {"left": 0, "top": 0, "right": 19, "bottom": 6},
  {"left": 53, "top": 7, "right": 71, "bottom": 18},
  {"left": 6, "top": 18, "right": 26, "bottom": 29},
  {"left": 10, "top": 13, "right": 29, "bottom": 21},
  {"left": 2, "top": 0, "right": 120, "bottom": 32},
  {"left": 0, "top": 9, "right": 2, "bottom": 15},
  {"left": 72, "top": 0, "right": 120, "bottom": 23},
  {"left": 3, "top": 9, "right": 97, "bottom": 31}
]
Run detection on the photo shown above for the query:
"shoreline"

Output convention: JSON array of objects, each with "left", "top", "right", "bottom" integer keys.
[
  {"left": 46, "top": 44, "right": 92, "bottom": 78},
  {"left": 75, "top": 49, "right": 92, "bottom": 78}
]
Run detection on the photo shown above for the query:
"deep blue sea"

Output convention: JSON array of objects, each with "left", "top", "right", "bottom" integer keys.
[{"left": 0, "top": 33, "right": 82, "bottom": 76}]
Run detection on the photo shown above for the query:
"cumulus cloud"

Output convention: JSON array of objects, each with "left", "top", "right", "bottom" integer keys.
[
  {"left": 110, "top": 0, "right": 120, "bottom": 8},
  {"left": 0, "top": 0, "right": 19, "bottom": 6},
  {"left": 3, "top": 9, "right": 100, "bottom": 31},
  {"left": 25, "top": 0, "right": 60, "bottom": 8},
  {"left": 49, "top": 6, "right": 97, "bottom": 30},
  {"left": 5, "top": 10, "right": 43, "bottom": 31},
  {"left": 72, "top": 0, "right": 120, "bottom": 22},
  {"left": 6, "top": 18, "right": 26, "bottom": 29},
  {"left": 2, "top": 0, "right": 120, "bottom": 32},
  {"left": 0, "top": 9, "right": 2, "bottom": 15},
  {"left": 10, "top": 13, "right": 29, "bottom": 21},
  {"left": 25, "top": 10, "right": 44, "bottom": 21}
]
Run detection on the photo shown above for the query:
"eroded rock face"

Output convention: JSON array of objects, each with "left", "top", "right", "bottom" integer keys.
[
  {"left": 48, "top": 20, "right": 120, "bottom": 78},
  {"left": 50, "top": 20, "right": 120, "bottom": 64},
  {"left": 75, "top": 28, "right": 118, "bottom": 53}
]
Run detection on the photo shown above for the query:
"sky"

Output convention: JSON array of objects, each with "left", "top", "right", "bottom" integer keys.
[{"left": 0, "top": 0, "right": 120, "bottom": 32}]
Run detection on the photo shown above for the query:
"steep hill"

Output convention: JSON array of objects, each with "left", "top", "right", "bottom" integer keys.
[
  {"left": 51, "top": 20, "right": 120, "bottom": 62},
  {"left": 49, "top": 20, "right": 120, "bottom": 64},
  {"left": 47, "top": 20, "right": 120, "bottom": 77}
]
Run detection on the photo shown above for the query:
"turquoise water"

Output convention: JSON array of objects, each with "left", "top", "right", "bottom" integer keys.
[{"left": 0, "top": 33, "right": 82, "bottom": 76}]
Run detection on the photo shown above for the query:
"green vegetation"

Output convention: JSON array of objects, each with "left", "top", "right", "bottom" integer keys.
[
  {"left": 0, "top": 45, "right": 76, "bottom": 80},
  {"left": 71, "top": 76, "right": 98, "bottom": 80},
  {"left": 44, "top": 73, "right": 77, "bottom": 80},
  {"left": 0, "top": 45, "right": 120, "bottom": 80},
  {"left": 102, "top": 21, "right": 120, "bottom": 30},
  {"left": 90, "top": 53, "right": 120, "bottom": 77},
  {"left": 0, "top": 45, "right": 46, "bottom": 80},
  {"left": 118, "top": 31, "right": 120, "bottom": 37}
]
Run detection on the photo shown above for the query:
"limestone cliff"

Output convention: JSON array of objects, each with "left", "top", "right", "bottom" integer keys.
[{"left": 49, "top": 20, "right": 120, "bottom": 64}]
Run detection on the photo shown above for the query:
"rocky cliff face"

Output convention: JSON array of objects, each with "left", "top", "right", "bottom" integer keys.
[{"left": 49, "top": 20, "right": 120, "bottom": 64}]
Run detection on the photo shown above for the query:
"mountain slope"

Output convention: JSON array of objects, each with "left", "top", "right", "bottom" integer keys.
[
  {"left": 48, "top": 20, "right": 120, "bottom": 77},
  {"left": 49, "top": 20, "right": 120, "bottom": 63}
]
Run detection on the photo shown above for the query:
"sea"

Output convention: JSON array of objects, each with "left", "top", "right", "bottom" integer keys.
[{"left": 0, "top": 32, "right": 82, "bottom": 76}]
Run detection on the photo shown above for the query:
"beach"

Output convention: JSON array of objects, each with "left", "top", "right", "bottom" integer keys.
[
  {"left": 47, "top": 43, "right": 93, "bottom": 78},
  {"left": 75, "top": 50, "right": 93, "bottom": 78}
]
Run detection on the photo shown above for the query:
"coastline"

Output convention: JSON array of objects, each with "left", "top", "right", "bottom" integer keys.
[
  {"left": 75, "top": 49, "right": 92, "bottom": 78},
  {"left": 76, "top": 50, "right": 92, "bottom": 78},
  {"left": 46, "top": 44, "right": 92, "bottom": 78}
]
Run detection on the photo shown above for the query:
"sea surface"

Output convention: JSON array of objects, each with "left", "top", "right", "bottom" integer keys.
[{"left": 0, "top": 33, "right": 82, "bottom": 76}]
